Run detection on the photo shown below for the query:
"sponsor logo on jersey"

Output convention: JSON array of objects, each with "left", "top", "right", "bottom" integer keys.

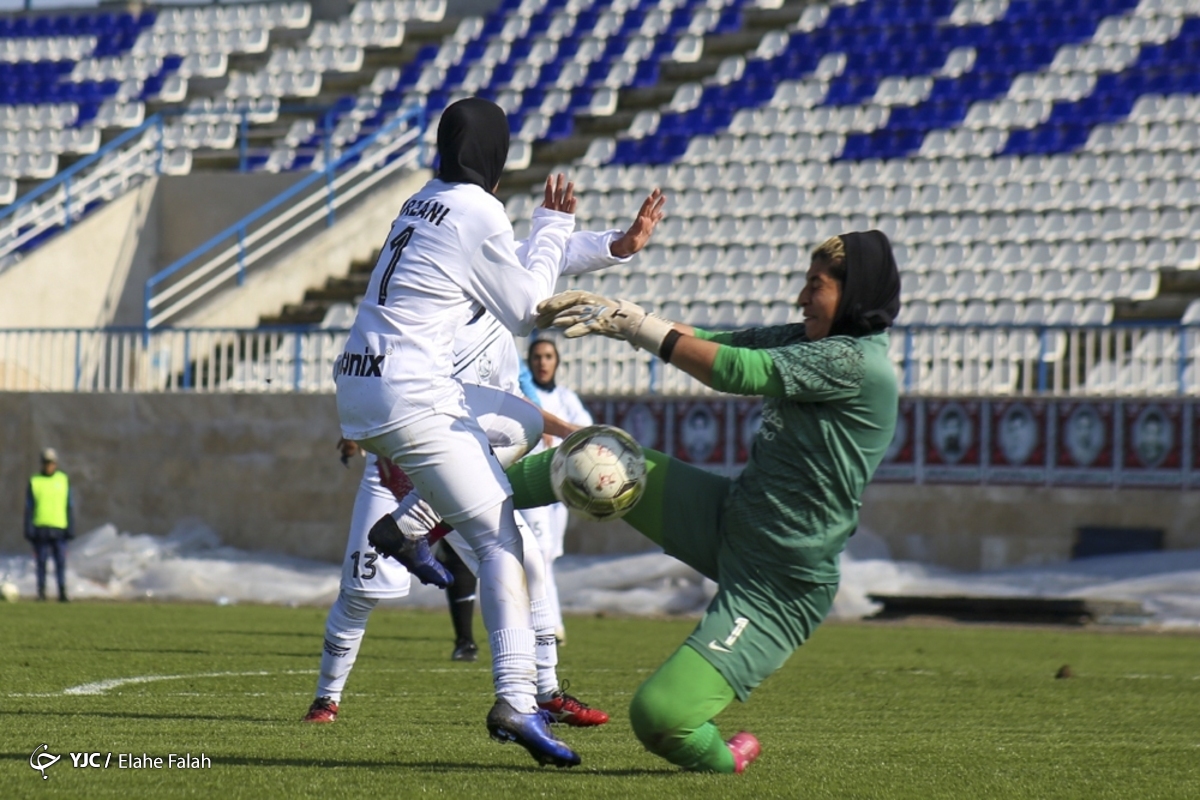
[
  {"left": 333, "top": 348, "right": 386, "bottom": 378},
  {"left": 399, "top": 197, "right": 452, "bottom": 227}
]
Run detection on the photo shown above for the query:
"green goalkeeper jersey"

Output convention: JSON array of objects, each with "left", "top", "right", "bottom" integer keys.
[{"left": 699, "top": 324, "right": 898, "bottom": 584}]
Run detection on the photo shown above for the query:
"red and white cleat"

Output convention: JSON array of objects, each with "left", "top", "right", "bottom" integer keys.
[
  {"left": 727, "top": 732, "right": 761, "bottom": 774},
  {"left": 538, "top": 686, "right": 609, "bottom": 727},
  {"left": 302, "top": 697, "right": 338, "bottom": 723}
]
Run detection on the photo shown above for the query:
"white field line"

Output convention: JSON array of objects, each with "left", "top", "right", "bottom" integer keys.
[{"left": 6, "top": 666, "right": 647, "bottom": 698}]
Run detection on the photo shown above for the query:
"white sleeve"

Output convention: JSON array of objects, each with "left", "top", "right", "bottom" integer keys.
[
  {"left": 466, "top": 207, "right": 575, "bottom": 335},
  {"left": 563, "top": 388, "right": 593, "bottom": 427},
  {"left": 514, "top": 229, "right": 631, "bottom": 276},
  {"left": 561, "top": 230, "right": 632, "bottom": 275}
]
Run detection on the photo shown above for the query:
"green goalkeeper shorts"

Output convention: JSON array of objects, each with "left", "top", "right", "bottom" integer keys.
[{"left": 636, "top": 452, "right": 839, "bottom": 703}]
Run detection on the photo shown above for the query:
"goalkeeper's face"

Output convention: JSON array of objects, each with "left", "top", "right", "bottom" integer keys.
[{"left": 798, "top": 260, "right": 843, "bottom": 341}]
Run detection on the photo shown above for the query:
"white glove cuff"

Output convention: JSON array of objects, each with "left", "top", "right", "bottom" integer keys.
[{"left": 630, "top": 314, "right": 674, "bottom": 355}]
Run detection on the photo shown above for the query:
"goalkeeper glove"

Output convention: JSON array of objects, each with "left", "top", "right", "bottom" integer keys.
[{"left": 535, "top": 291, "right": 674, "bottom": 355}]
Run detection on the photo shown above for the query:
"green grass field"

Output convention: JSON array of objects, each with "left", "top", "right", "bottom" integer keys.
[{"left": 2, "top": 602, "right": 1198, "bottom": 799}]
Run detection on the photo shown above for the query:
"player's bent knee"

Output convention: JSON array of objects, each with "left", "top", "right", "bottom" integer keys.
[{"left": 629, "top": 680, "right": 689, "bottom": 755}]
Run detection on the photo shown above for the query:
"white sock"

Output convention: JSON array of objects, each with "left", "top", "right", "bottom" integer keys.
[
  {"left": 490, "top": 628, "right": 538, "bottom": 713},
  {"left": 543, "top": 557, "right": 565, "bottom": 639},
  {"left": 390, "top": 491, "right": 443, "bottom": 539},
  {"left": 316, "top": 591, "right": 377, "bottom": 703},
  {"left": 454, "top": 501, "right": 537, "bottom": 710},
  {"left": 531, "top": 597, "right": 560, "bottom": 700}
]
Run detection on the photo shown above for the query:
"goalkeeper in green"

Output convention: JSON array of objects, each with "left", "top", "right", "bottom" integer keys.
[{"left": 507, "top": 231, "right": 901, "bottom": 774}]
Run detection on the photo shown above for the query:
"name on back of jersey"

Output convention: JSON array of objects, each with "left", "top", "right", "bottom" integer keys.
[{"left": 399, "top": 196, "right": 452, "bottom": 227}]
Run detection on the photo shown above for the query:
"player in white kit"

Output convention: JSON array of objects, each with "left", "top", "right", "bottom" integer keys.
[
  {"left": 333, "top": 97, "right": 662, "bottom": 766},
  {"left": 307, "top": 267, "right": 634, "bottom": 732},
  {"left": 521, "top": 338, "right": 593, "bottom": 643}
]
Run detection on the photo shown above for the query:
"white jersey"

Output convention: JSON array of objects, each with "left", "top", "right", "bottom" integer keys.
[
  {"left": 531, "top": 383, "right": 593, "bottom": 448},
  {"left": 336, "top": 179, "right": 628, "bottom": 440}
]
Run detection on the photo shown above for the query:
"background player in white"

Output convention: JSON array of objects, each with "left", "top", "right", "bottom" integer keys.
[
  {"left": 334, "top": 97, "right": 662, "bottom": 766},
  {"left": 521, "top": 338, "right": 592, "bottom": 643}
]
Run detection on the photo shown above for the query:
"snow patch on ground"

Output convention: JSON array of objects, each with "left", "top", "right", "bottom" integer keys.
[{"left": 3, "top": 522, "right": 1197, "bottom": 628}]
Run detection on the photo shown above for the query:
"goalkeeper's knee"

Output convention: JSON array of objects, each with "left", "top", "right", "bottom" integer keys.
[{"left": 628, "top": 678, "right": 688, "bottom": 756}]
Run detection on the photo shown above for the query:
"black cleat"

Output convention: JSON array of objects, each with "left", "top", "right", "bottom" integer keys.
[
  {"left": 451, "top": 639, "right": 479, "bottom": 662},
  {"left": 486, "top": 699, "right": 581, "bottom": 768},
  {"left": 367, "top": 514, "right": 454, "bottom": 588}
]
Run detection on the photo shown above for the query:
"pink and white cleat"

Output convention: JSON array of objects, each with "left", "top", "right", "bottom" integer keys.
[{"left": 727, "top": 732, "right": 761, "bottom": 774}]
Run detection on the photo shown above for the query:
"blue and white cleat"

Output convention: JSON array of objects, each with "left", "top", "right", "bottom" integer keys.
[
  {"left": 486, "top": 699, "right": 582, "bottom": 768},
  {"left": 367, "top": 514, "right": 454, "bottom": 589}
]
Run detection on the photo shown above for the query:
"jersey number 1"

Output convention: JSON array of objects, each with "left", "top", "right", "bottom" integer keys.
[{"left": 377, "top": 225, "right": 415, "bottom": 305}]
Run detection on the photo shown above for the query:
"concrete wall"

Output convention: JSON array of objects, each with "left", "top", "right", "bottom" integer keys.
[
  {"left": 178, "top": 168, "right": 431, "bottom": 328},
  {"left": 2, "top": 392, "right": 1197, "bottom": 571},
  {"left": 0, "top": 393, "right": 356, "bottom": 561},
  {"left": 0, "top": 179, "right": 157, "bottom": 329}
]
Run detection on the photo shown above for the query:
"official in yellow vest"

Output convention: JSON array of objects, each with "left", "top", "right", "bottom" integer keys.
[{"left": 23, "top": 448, "right": 73, "bottom": 602}]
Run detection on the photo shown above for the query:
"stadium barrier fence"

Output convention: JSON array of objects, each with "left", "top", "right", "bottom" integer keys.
[{"left": 0, "top": 323, "right": 1197, "bottom": 397}]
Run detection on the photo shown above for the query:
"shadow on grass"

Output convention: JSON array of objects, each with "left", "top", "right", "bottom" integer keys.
[
  {"left": 211, "top": 755, "right": 674, "bottom": 775},
  {"left": 0, "top": 709, "right": 274, "bottom": 723},
  {"left": 216, "top": 630, "right": 447, "bottom": 644},
  {"left": 0, "top": 751, "right": 673, "bottom": 776}
]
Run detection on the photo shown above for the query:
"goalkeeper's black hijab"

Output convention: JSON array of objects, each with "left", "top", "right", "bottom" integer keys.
[
  {"left": 828, "top": 230, "right": 902, "bottom": 338},
  {"left": 436, "top": 97, "right": 509, "bottom": 195}
]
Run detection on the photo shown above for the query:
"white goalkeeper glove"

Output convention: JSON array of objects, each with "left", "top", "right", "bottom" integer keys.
[{"left": 535, "top": 290, "right": 675, "bottom": 354}]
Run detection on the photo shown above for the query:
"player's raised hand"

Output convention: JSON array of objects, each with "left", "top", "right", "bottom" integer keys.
[
  {"left": 610, "top": 188, "right": 666, "bottom": 258},
  {"left": 542, "top": 172, "right": 577, "bottom": 214}
]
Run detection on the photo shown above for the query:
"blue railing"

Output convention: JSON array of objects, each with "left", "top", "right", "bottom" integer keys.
[
  {"left": 0, "top": 113, "right": 166, "bottom": 260},
  {"left": 0, "top": 322, "right": 1196, "bottom": 396},
  {"left": 143, "top": 105, "right": 425, "bottom": 330}
]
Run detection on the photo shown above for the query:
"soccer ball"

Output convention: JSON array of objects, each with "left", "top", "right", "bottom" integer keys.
[
  {"left": 0, "top": 581, "right": 18, "bottom": 603},
  {"left": 551, "top": 425, "right": 647, "bottom": 522}
]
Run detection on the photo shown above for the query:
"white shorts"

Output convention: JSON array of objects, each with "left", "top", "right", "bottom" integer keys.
[
  {"left": 340, "top": 454, "right": 412, "bottom": 598},
  {"left": 356, "top": 383, "right": 541, "bottom": 526},
  {"left": 443, "top": 509, "right": 535, "bottom": 577},
  {"left": 522, "top": 503, "right": 569, "bottom": 562}
]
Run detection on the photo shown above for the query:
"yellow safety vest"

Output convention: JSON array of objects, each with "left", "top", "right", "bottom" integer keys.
[{"left": 29, "top": 471, "right": 69, "bottom": 530}]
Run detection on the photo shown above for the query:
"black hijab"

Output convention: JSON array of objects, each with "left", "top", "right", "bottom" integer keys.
[
  {"left": 829, "top": 230, "right": 902, "bottom": 338},
  {"left": 436, "top": 98, "right": 509, "bottom": 194}
]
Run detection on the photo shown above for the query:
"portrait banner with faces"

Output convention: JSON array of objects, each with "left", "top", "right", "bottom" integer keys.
[
  {"left": 924, "top": 400, "right": 982, "bottom": 482},
  {"left": 987, "top": 401, "right": 1048, "bottom": 484},
  {"left": 614, "top": 400, "right": 665, "bottom": 452},
  {"left": 1121, "top": 402, "right": 1184, "bottom": 486},
  {"left": 673, "top": 400, "right": 728, "bottom": 466},
  {"left": 1053, "top": 401, "right": 1116, "bottom": 485},
  {"left": 875, "top": 399, "right": 918, "bottom": 482},
  {"left": 733, "top": 399, "right": 764, "bottom": 465}
]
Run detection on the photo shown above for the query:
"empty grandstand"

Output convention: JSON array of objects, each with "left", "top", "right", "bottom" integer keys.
[{"left": 0, "top": 0, "right": 1198, "bottom": 399}]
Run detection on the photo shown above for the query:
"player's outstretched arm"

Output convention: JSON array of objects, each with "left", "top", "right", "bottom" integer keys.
[{"left": 467, "top": 175, "right": 576, "bottom": 334}]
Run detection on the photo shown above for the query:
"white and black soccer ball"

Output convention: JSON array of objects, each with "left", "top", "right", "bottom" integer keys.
[{"left": 550, "top": 425, "right": 647, "bottom": 522}]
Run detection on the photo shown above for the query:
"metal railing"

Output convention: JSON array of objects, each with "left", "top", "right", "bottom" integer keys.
[
  {"left": 1, "top": 323, "right": 1199, "bottom": 396},
  {"left": 0, "top": 114, "right": 168, "bottom": 265},
  {"left": 143, "top": 105, "right": 424, "bottom": 330},
  {"left": 0, "top": 326, "right": 350, "bottom": 392}
]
